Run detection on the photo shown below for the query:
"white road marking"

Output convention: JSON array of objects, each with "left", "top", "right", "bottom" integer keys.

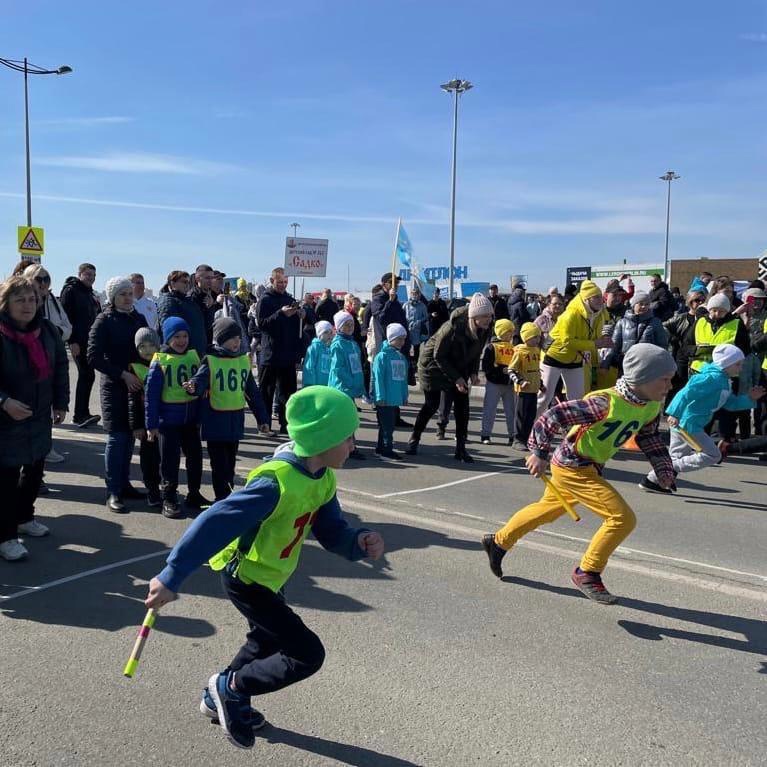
[{"left": 371, "top": 469, "right": 519, "bottom": 498}]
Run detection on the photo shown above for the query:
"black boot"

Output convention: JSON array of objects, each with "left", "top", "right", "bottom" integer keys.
[
  {"left": 481, "top": 534, "right": 506, "bottom": 578},
  {"left": 454, "top": 442, "right": 474, "bottom": 463},
  {"left": 405, "top": 438, "right": 419, "bottom": 456}
]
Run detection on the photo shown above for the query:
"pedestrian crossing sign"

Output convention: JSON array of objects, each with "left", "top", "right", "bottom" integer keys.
[{"left": 17, "top": 226, "right": 45, "bottom": 255}]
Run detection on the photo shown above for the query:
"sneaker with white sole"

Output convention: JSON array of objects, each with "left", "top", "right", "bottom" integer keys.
[
  {"left": 45, "top": 448, "right": 65, "bottom": 464},
  {"left": 0, "top": 539, "right": 29, "bottom": 561},
  {"left": 200, "top": 686, "right": 266, "bottom": 731},
  {"left": 207, "top": 671, "right": 256, "bottom": 749},
  {"left": 17, "top": 520, "right": 49, "bottom": 537}
]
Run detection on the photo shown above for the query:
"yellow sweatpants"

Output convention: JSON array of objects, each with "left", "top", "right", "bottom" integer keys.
[{"left": 494, "top": 464, "right": 636, "bottom": 573}]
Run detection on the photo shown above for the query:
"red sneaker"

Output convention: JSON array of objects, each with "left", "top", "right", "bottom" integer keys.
[{"left": 571, "top": 567, "right": 618, "bottom": 605}]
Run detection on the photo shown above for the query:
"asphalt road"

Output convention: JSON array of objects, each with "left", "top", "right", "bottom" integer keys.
[{"left": 1, "top": 386, "right": 765, "bottom": 766}]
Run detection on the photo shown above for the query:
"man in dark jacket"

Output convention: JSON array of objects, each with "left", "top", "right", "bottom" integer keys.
[
  {"left": 256, "top": 267, "right": 304, "bottom": 432},
  {"left": 189, "top": 264, "right": 219, "bottom": 345},
  {"left": 648, "top": 274, "right": 675, "bottom": 321},
  {"left": 156, "top": 270, "right": 209, "bottom": 359},
  {"left": 506, "top": 286, "right": 531, "bottom": 343},
  {"left": 315, "top": 289, "right": 339, "bottom": 323},
  {"left": 427, "top": 288, "right": 449, "bottom": 336},
  {"left": 61, "top": 263, "right": 102, "bottom": 426},
  {"left": 488, "top": 284, "right": 510, "bottom": 320}
]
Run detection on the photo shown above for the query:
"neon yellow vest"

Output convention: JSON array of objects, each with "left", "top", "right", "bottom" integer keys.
[
  {"left": 209, "top": 459, "right": 337, "bottom": 593},
  {"left": 492, "top": 342, "right": 515, "bottom": 368},
  {"left": 566, "top": 388, "right": 660, "bottom": 464},
  {"left": 207, "top": 354, "right": 251, "bottom": 411},
  {"left": 153, "top": 350, "right": 200, "bottom": 403},
  {"left": 691, "top": 317, "right": 738, "bottom": 372},
  {"left": 129, "top": 361, "right": 149, "bottom": 385}
]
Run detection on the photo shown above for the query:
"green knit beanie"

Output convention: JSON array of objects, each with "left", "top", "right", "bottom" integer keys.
[{"left": 287, "top": 386, "right": 360, "bottom": 457}]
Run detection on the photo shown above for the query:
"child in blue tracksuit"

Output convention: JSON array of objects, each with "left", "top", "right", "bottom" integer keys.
[
  {"left": 184, "top": 318, "right": 270, "bottom": 502},
  {"left": 642, "top": 343, "right": 765, "bottom": 492},
  {"left": 371, "top": 323, "right": 409, "bottom": 459},
  {"left": 143, "top": 386, "right": 385, "bottom": 750},
  {"left": 145, "top": 316, "right": 210, "bottom": 517},
  {"left": 328, "top": 311, "right": 366, "bottom": 459},
  {"left": 301, "top": 320, "right": 333, "bottom": 387}
]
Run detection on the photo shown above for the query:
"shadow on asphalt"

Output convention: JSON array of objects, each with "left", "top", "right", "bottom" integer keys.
[
  {"left": 262, "top": 726, "right": 422, "bottom": 767},
  {"left": 500, "top": 575, "right": 767, "bottom": 665}
]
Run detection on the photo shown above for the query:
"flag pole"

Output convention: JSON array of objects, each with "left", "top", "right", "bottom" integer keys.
[
  {"left": 299, "top": 278, "right": 305, "bottom": 338},
  {"left": 390, "top": 218, "right": 401, "bottom": 297}
]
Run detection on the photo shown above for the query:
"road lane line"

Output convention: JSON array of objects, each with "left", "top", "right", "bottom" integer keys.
[
  {"left": 371, "top": 469, "right": 519, "bottom": 498},
  {"left": 0, "top": 550, "right": 168, "bottom": 602}
]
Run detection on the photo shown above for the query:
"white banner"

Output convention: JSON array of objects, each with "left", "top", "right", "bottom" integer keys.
[{"left": 284, "top": 237, "right": 328, "bottom": 277}]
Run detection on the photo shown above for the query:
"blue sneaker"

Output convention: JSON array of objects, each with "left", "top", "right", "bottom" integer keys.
[
  {"left": 200, "top": 686, "right": 266, "bottom": 731},
  {"left": 207, "top": 672, "right": 256, "bottom": 749}
]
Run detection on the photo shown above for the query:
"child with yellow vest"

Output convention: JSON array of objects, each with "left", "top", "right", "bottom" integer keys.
[
  {"left": 183, "top": 318, "right": 270, "bottom": 502},
  {"left": 127, "top": 327, "right": 162, "bottom": 507},
  {"left": 143, "top": 386, "right": 385, "bottom": 750},
  {"left": 482, "top": 344, "right": 677, "bottom": 604},
  {"left": 480, "top": 319, "right": 517, "bottom": 445},
  {"left": 507, "top": 322, "right": 545, "bottom": 451},
  {"left": 145, "top": 316, "right": 210, "bottom": 518}
]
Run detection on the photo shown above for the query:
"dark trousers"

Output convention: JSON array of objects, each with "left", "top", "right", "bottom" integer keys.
[
  {"left": 207, "top": 440, "right": 238, "bottom": 501},
  {"left": 413, "top": 388, "right": 470, "bottom": 447},
  {"left": 223, "top": 569, "right": 325, "bottom": 697},
  {"left": 159, "top": 423, "right": 202, "bottom": 498},
  {"left": 258, "top": 364, "right": 297, "bottom": 430},
  {"left": 104, "top": 431, "right": 134, "bottom": 495},
  {"left": 139, "top": 437, "right": 161, "bottom": 491},
  {"left": 376, "top": 406, "right": 396, "bottom": 452},
  {"left": 73, "top": 352, "right": 96, "bottom": 421},
  {"left": 515, "top": 392, "right": 537, "bottom": 445},
  {"left": 437, "top": 390, "right": 454, "bottom": 432},
  {"left": 0, "top": 459, "right": 44, "bottom": 543},
  {"left": 408, "top": 345, "right": 420, "bottom": 385}
]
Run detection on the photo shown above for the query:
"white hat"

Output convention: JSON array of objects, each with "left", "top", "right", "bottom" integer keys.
[
  {"left": 333, "top": 310, "right": 354, "bottom": 331},
  {"left": 315, "top": 320, "right": 333, "bottom": 338},
  {"left": 707, "top": 293, "right": 731, "bottom": 312},
  {"left": 386, "top": 323, "right": 407, "bottom": 342},
  {"left": 712, "top": 343, "right": 744, "bottom": 370}
]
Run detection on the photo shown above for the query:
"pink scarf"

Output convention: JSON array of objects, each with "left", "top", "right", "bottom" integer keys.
[{"left": 0, "top": 321, "right": 52, "bottom": 381}]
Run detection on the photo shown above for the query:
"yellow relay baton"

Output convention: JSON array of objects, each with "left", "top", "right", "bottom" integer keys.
[
  {"left": 123, "top": 608, "right": 157, "bottom": 678},
  {"left": 673, "top": 427, "right": 702, "bottom": 453},
  {"left": 541, "top": 474, "right": 581, "bottom": 523}
]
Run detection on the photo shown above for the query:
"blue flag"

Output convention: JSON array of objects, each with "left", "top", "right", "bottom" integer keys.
[{"left": 396, "top": 222, "right": 427, "bottom": 289}]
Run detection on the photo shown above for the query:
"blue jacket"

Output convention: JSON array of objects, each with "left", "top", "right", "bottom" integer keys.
[
  {"left": 371, "top": 341, "right": 409, "bottom": 406},
  {"left": 405, "top": 299, "right": 429, "bottom": 346},
  {"left": 328, "top": 333, "right": 365, "bottom": 398},
  {"left": 188, "top": 347, "right": 269, "bottom": 441},
  {"left": 666, "top": 362, "right": 755, "bottom": 433},
  {"left": 144, "top": 345, "right": 200, "bottom": 430},
  {"left": 302, "top": 338, "right": 332, "bottom": 387},
  {"left": 156, "top": 449, "right": 370, "bottom": 593}
]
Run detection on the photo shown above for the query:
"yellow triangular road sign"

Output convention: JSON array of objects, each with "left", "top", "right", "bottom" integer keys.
[{"left": 18, "top": 226, "right": 44, "bottom": 254}]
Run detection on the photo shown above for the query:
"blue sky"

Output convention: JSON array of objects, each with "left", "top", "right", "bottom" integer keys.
[{"left": 1, "top": 1, "right": 766, "bottom": 295}]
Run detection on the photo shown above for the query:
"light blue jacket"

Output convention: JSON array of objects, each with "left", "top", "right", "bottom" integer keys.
[
  {"left": 372, "top": 341, "right": 409, "bottom": 407},
  {"left": 328, "top": 333, "right": 365, "bottom": 399},
  {"left": 405, "top": 299, "right": 429, "bottom": 346},
  {"left": 666, "top": 362, "right": 756, "bottom": 433},
  {"left": 302, "top": 338, "right": 331, "bottom": 387}
]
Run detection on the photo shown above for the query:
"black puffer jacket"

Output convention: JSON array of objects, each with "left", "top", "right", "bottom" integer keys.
[
  {"left": 256, "top": 288, "right": 302, "bottom": 367},
  {"left": 0, "top": 315, "right": 69, "bottom": 467},
  {"left": 87, "top": 307, "right": 147, "bottom": 432},
  {"left": 60, "top": 276, "right": 101, "bottom": 347},
  {"left": 506, "top": 289, "right": 531, "bottom": 343},
  {"left": 157, "top": 289, "right": 208, "bottom": 358},
  {"left": 418, "top": 307, "right": 491, "bottom": 392}
]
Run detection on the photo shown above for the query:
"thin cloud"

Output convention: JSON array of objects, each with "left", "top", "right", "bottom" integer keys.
[
  {"left": 34, "top": 116, "right": 135, "bottom": 127},
  {"left": 35, "top": 152, "right": 236, "bottom": 175},
  {"left": 740, "top": 33, "right": 767, "bottom": 43}
]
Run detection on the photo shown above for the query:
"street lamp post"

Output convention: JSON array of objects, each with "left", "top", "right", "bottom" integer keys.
[
  {"left": 0, "top": 56, "right": 73, "bottom": 226},
  {"left": 659, "top": 171, "right": 680, "bottom": 284},
  {"left": 440, "top": 78, "right": 473, "bottom": 301},
  {"left": 289, "top": 223, "right": 301, "bottom": 295}
]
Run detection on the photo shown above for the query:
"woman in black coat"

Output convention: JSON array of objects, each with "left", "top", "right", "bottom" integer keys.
[
  {"left": 87, "top": 277, "right": 147, "bottom": 512},
  {"left": 0, "top": 276, "right": 69, "bottom": 561}
]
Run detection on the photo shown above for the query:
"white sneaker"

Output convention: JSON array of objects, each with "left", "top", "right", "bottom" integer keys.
[
  {"left": 0, "top": 539, "right": 28, "bottom": 561},
  {"left": 46, "top": 448, "right": 65, "bottom": 463},
  {"left": 17, "top": 520, "right": 50, "bottom": 537}
]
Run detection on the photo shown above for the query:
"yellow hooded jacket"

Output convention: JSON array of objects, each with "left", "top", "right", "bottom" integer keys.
[{"left": 545, "top": 286, "right": 606, "bottom": 366}]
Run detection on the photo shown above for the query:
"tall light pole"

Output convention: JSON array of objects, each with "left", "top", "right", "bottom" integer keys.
[
  {"left": 440, "top": 78, "right": 473, "bottom": 300},
  {"left": 0, "top": 57, "right": 73, "bottom": 226},
  {"left": 290, "top": 222, "right": 301, "bottom": 238},
  {"left": 659, "top": 171, "right": 680, "bottom": 284}
]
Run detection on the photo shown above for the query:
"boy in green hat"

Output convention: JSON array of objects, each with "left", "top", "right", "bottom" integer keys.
[{"left": 144, "top": 385, "right": 384, "bottom": 750}]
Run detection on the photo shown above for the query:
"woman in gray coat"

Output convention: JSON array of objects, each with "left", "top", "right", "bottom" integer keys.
[
  {"left": 0, "top": 276, "right": 69, "bottom": 561},
  {"left": 608, "top": 291, "right": 668, "bottom": 373}
]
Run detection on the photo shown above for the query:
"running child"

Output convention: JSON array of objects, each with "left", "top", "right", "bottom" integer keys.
[
  {"left": 302, "top": 320, "right": 333, "bottom": 387},
  {"left": 183, "top": 318, "right": 271, "bottom": 502},
  {"left": 143, "top": 386, "right": 385, "bottom": 750},
  {"left": 145, "top": 317, "right": 210, "bottom": 518},
  {"left": 507, "top": 322, "right": 545, "bottom": 451},
  {"left": 482, "top": 344, "right": 677, "bottom": 604},
  {"left": 371, "top": 323, "right": 409, "bottom": 460}
]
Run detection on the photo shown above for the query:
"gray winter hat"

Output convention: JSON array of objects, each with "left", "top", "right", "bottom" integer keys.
[
  {"left": 134, "top": 327, "right": 160, "bottom": 349},
  {"left": 105, "top": 276, "right": 132, "bottom": 304},
  {"left": 630, "top": 291, "right": 650, "bottom": 307},
  {"left": 621, "top": 344, "right": 676, "bottom": 386},
  {"left": 707, "top": 293, "right": 731, "bottom": 312}
]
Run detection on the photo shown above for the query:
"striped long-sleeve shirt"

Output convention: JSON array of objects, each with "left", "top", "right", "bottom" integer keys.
[{"left": 529, "top": 380, "right": 674, "bottom": 484}]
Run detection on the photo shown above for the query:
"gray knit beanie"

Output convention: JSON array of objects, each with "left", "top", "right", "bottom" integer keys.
[
  {"left": 707, "top": 293, "right": 731, "bottom": 312},
  {"left": 134, "top": 327, "right": 160, "bottom": 349},
  {"left": 621, "top": 344, "right": 676, "bottom": 386},
  {"left": 105, "top": 276, "right": 132, "bottom": 304},
  {"left": 630, "top": 291, "right": 650, "bottom": 307}
]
